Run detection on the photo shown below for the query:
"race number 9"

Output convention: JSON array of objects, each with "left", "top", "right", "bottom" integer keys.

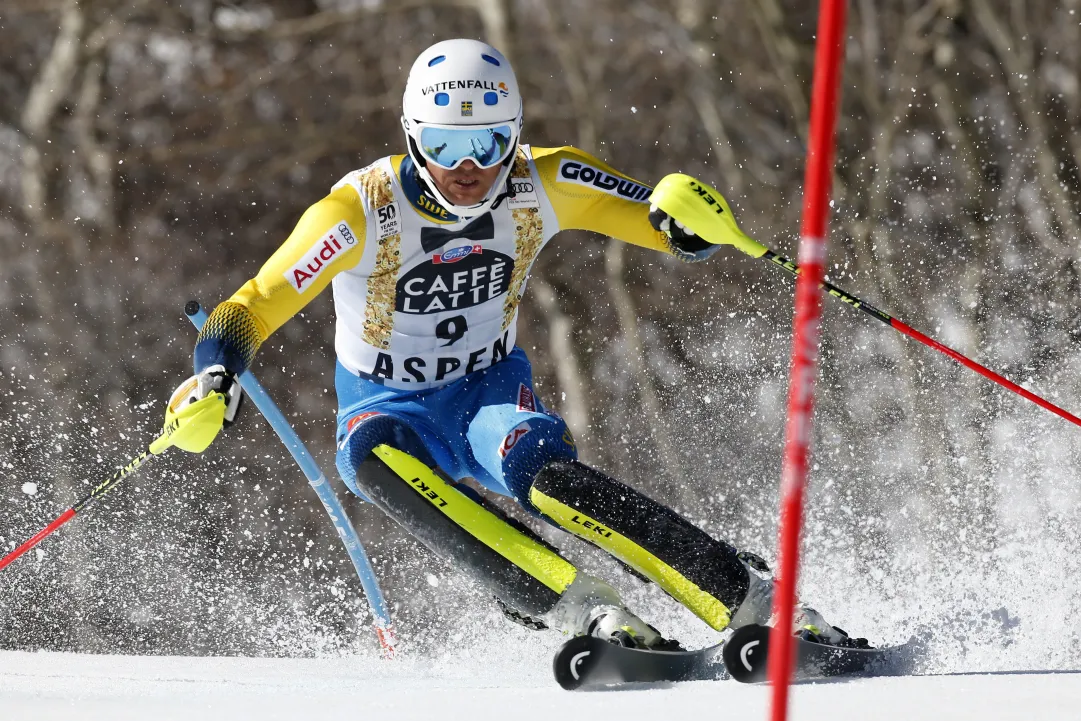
[{"left": 436, "top": 316, "right": 468, "bottom": 346}]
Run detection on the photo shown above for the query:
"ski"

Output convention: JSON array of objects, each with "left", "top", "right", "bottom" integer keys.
[
  {"left": 721, "top": 623, "right": 917, "bottom": 683},
  {"left": 552, "top": 635, "right": 728, "bottom": 690},
  {"left": 553, "top": 625, "right": 917, "bottom": 689}
]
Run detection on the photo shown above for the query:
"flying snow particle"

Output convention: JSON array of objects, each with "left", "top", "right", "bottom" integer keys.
[
  {"left": 21, "top": 482, "right": 38, "bottom": 496},
  {"left": 426, "top": 573, "right": 439, "bottom": 588}
]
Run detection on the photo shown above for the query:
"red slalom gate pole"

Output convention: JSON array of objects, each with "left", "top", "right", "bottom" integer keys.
[{"left": 767, "top": 2, "right": 848, "bottom": 720}]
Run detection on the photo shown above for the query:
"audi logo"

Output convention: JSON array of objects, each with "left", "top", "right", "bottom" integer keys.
[{"left": 512, "top": 181, "right": 534, "bottom": 193}]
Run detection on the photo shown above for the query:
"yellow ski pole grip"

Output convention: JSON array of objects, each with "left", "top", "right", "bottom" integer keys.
[
  {"left": 148, "top": 431, "right": 173, "bottom": 456},
  {"left": 649, "top": 173, "right": 769, "bottom": 258},
  {"left": 154, "top": 393, "right": 228, "bottom": 455}
]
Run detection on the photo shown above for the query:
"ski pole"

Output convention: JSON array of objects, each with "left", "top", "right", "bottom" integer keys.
[
  {"left": 0, "top": 393, "right": 223, "bottom": 572},
  {"left": 0, "top": 448, "right": 157, "bottom": 572},
  {"left": 765, "top": 250, "right": 1081, "bottom": 427},
  {"left": 185, "top": 301, "right": 396, "bottom": 657},
  {"left": 651, "top": 174, "right": 1081, "bottom": 429}
]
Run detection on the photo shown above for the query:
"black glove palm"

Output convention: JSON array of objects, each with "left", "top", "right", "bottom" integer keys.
[{"left": 649, "top": 204, "right": 713, "bottom": 256}]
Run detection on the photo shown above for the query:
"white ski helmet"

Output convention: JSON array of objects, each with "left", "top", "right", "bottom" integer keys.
[{"left": 401, "top": 39, "right": 523, "bottom": 218}]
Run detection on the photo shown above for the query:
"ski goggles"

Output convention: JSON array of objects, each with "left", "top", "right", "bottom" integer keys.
[{"left": 414, "top": 122, "right": 517, "bottom": 170}]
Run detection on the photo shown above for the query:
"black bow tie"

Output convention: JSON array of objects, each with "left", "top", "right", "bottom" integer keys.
[{"left": 420, "top": 213, "right": 495, "bottom": 254}]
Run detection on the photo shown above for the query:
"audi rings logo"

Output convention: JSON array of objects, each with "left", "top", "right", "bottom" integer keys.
[{"left": 507, "top": 176, "right": 539, "bottom": 209}]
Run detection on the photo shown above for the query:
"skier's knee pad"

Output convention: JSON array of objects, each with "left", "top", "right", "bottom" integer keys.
[
  {"left": 354, "top": 444, "right": 579, "bottom": 619},
  {"left": 500, "top": 415, "right": 578, "bottom": 509},
  {"left": 529, "top": 460, "right": 749, "bottom": 631},
  {"left": 335, "top": 414, "right": 435, "bottom": 498}
]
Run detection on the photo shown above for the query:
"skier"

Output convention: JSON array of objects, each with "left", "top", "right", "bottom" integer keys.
[{"left": 167, "top": 38, "right": 854, "bottom": 651}]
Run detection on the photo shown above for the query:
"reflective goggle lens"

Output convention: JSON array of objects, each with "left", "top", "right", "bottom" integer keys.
[{"left": 418, "top": 124, "right": 515, "bottom": 169}]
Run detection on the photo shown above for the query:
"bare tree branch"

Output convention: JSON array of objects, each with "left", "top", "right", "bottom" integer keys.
[
  {"left": 531, "top": 278, "right": 591, "bottom": 451},
  {"left": 20, "top": 0, "right": 84, "bottom": 226},
  {"left": 605, "top": 240, "right": 688, "bottom": 490},
  {"left": 971, "top": 0, "right": 1081, "bottom": 256}
]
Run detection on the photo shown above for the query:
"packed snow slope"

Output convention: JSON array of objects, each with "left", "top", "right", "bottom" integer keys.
[{"left": 3, "top": 644, "right": 1080, "bottom": 721}]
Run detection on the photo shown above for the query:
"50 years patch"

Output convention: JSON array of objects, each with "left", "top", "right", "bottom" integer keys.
[{"left": 376, "top": 201, "right": 401, "bottom": 239}]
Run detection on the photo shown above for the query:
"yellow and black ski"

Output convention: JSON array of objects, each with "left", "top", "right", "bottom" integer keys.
[
  {"left": 553, "top": 635, "right": 727, "bottom": 690},
  {"left": 721, "top": 624, "right": 918, "bottom": 684},
  {"left": 553, "top": 627, "right": 917, "bottom": 690}
]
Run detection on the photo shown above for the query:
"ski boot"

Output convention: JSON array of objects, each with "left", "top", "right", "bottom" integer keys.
[
  {"left": 585, "top": 605, "right": 684, "bottom": 651},
  {"left": 545, "top": 574, "right": 684, "bottom": 651},
  {"left": 728, "top": 552, "right": 868, "bottom": 648},
  {"left": 791, "top": 606, "right": 870, "bottom": 648}
]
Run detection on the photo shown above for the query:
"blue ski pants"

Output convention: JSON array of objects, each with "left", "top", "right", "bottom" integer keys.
[{"left": 334, "top": 347, "right": 578, "bottom": 508}]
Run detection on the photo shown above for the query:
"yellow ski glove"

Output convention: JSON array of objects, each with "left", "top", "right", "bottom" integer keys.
[
  {"left": 649, "top": 173, "right": 768, "bottom": 258},
  {"left": 158, "top": 365, "right": 242, "bottom": 454}
]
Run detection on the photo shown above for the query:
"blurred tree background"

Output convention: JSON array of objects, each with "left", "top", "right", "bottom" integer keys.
[{"left": 2, "top": 0, "right": 1081, "bottom": 666}]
